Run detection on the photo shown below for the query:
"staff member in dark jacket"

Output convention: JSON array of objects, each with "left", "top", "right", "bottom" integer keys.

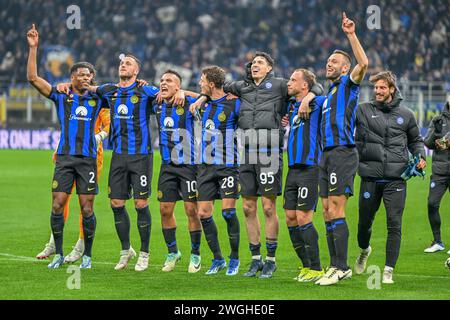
[
  {"left": 353, "top": 71, "right": 426, "bottom": 284},
  {"left": 423, "top": 100, "right": 450, "bottom": 254}
]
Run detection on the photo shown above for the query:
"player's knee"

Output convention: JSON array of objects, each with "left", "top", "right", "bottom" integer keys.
[
  {"left": 160, "top": 204, "right": 173, "bottom": 218},
  {"left": 80, "top": 204, "right": 94, "bottom": 216},
  {"left": 111, "top": 199, "right": 125, "bottom": 208},
  {"left": 185, "top": 206, "right": 198, "bottom": 220},
  {"left": 297, "top": 212, "right": 313, "bottom": 226},
  {"left": 185, "top": 202, "right": 197, "bottom": 219},
  {"left": 243, "top": 202, "right": 257, "bottom": 217},
  {"left": 198, "top": 212, "right": 212, "bottom": 220},
  {"left": 285, "top": 214, "right": 297, "bottom": 226},
  {"left": 262, "top": 203, "right": 276, "bottom": 218},
  {"left": 134, "top": 199, "right": 148, "bottom": 209},
  {"left": 52, "top": 199, "right": 65, "bottom": 213},
  {"left": 197, "top": 206, "right": 211, "bottom": 220},
  {"left": 321, "top": 200, "right": 329, "bottom": 215}
]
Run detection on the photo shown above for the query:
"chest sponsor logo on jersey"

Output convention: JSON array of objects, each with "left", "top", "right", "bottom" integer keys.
[
  {"left": 70, "top": 106, "right": 92, "bottom": 121},
  {"left": 114, "top": 104, "right": 134, "bottom": 120},
  {"left": 163, "top": 116, "right": 174, "bottom": 128}
]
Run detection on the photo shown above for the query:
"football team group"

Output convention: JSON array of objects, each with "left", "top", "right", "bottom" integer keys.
[{"left": 27, "top": 12, "right": 449, "bottom": 287}]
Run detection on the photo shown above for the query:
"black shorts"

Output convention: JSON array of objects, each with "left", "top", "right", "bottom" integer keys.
[
  {"left": 108, "top": 153, "right": 153, "bottom": 200},
  {"left": 283, "top": 165, "right": 319, "bottom": 211},
  {"left": 157, "top": 164, "right": 197, "bottom": 202},
  {"left": 52, "top": 155, "right": 98, "bottom": 195},
  {"left": 319, "top": 146, "right": 358, "bottom": 197},
  {"left": 239, "top": 160, "right": 283, "bottom": 197},
  {"left": 197, "top": 165, "right": 239, "bottom": 201}
]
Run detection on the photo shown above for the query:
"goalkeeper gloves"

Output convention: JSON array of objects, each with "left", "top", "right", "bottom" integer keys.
[
  {"left": 401, "top": 154, "right": 425, "bottom": 181},
  {"left": 95, "top": 130, "right": 108, "bottom": 146}
]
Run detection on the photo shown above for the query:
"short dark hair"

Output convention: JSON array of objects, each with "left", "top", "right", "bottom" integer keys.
[
  {"left": 369, "top": 70, "right": 397, "bottom": 88},
  {"left": 70, "top": 62, "right": 96, "bottom": 76},
  {"left": 332, "top": 49, "right": 352, "bottom": 67},
  {"left": 253, "top": 51, "right": 275, "bottom": 67},
  {"left": 201, "top": 66, "right": 226, "bottom": 88},
  {"left": 162, "top": 69, "right": 183, "bottom": 84},
  {"left": 123, "top": 54, "right": 142, "bottom": 69},
  {"left": 294, "top": 68, "right": 316, "bottom": 90}
]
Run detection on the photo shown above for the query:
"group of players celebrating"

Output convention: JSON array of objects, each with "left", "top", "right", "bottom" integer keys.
[{"left": 27, "top": 11, "right": 449, "bottom": 287}]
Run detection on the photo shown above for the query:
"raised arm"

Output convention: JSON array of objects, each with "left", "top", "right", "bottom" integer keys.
[
  {"left": 27, "top": 24, "right": 52, "bottom": 97},
  {"left": 342, "top": 12, "right": 369, "bottom": 84}
]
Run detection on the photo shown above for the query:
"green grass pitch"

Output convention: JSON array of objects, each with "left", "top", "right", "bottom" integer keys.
[{"left": 0, "top": 150, "right": 449, "bottom": 300}]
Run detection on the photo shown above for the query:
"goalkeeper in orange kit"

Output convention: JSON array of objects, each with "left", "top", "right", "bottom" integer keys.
[{"left": 36, "top": 67, "right": 110, "bottom": 262}]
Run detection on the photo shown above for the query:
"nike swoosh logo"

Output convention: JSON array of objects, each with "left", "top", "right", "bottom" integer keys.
[
  {"left": 140, "top": 191, "right": 148, "bottom": 195},
  {"left": 396, "top": 189, "right": 404, "bottom": 192},
  {"left": 297, "top": 203, "right": 306, "bottom": 207},
  {"left": 225, "top": 192, "right": 234, "bottom": 196},
  {"left": 371, "top": 115, "right": 379, "bottom": 118},
  {"left": 193, "top": 263, "right": 201, "bottom": 270},
  {"left": 67, "top": 99, "right": 74, "bottom": 103},
  {"left": 189, "top": 195, "right": 196, "bottom": 199},
  {"left": 264, "top": 188, "right": 273, "bottom": 192},
  {"left": 87, "top": 187, "right": 95, "bottom": 191},
  {"left": 329, "top": 187, "right": 337, "bottom": 192}
]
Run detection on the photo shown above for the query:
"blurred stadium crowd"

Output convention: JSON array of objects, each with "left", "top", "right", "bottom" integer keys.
[{"left": 0, "top": 0, "right": 448, "bottom": 88}]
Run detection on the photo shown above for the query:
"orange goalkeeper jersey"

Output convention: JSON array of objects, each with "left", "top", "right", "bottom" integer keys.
[{"left": 95, "top": 108, "right": 110, "bottom": 168}]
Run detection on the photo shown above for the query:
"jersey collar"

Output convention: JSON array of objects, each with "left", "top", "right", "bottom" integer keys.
[{"left": 118, "top": 81, "right": 137, "bottom": 91}]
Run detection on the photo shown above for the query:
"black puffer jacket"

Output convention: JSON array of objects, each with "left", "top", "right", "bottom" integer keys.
[
  {"left": 355, "top": 89, "right": 425, "bottom": 180},
  {"left": 224, "top": 73, "right": 288, "bottom": 130},
  {"left": 424, "top": 102, "right": 450, "bottom": 178}
]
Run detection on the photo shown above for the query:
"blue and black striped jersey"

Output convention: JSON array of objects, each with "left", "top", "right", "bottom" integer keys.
[
  {"left": 97, "top": 82, "right": 159, "bottom": 155},
  {"left": 154, "top": 97, "right": 197, "bottom": 165},
  {"left": 200, "top": 95, "right": 240, "bottom": 166},
  {"left": 287, "top": 96, "right": 326, "bottom": 167},
  {"left": 49, "top": 87, "right": 104, "bottom": 158},
  {"left": 320, "top": 75, "right": 360, "bottom": 149}
]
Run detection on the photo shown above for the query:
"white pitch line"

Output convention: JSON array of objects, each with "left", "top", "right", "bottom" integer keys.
[{"left": 1, "top": 252, "right": 450, "bottom": 280}]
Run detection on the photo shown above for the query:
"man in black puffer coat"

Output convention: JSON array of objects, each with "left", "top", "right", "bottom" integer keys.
[
  {"left": 353, "top": 71, "right": 426, "bottom": 284},
  {"left": 423, "top": 100, "right": 450, "bottom": 254}
]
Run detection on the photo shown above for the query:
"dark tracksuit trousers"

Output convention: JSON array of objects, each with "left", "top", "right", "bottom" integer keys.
[
  {"left": 358, "top": 179, "right": 407, "bottom": 268},
  {"left": 427, "top": 176, "right": 450, "bottom": 243}
]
